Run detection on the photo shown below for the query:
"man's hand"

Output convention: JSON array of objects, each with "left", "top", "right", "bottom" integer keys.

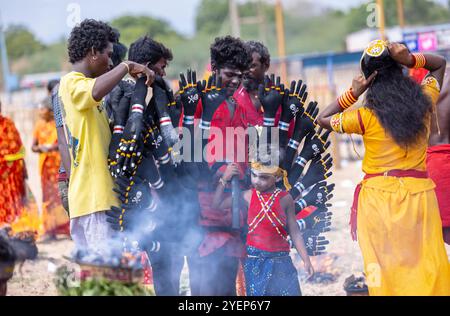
[
  {"left": 222, "top": 163, "right": 241, "bottom": 182},
  {"left": 127, "top": 61, "right": 155, "bottom": 87}
]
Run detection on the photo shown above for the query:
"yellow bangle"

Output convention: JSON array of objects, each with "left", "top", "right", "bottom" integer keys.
[{"left": 412, "top": 53, "right": 426, "bottom": 69}]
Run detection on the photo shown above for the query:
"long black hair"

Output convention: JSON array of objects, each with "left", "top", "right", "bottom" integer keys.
[{"left": 365, "top": 64, "right": 432, "bottom": 147}]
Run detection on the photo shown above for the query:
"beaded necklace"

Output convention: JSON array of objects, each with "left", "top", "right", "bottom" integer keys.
[{"left": 248, "top": 189, "right": 289, "bottom": 242}]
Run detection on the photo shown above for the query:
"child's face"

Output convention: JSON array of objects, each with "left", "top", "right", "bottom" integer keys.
[{"left": 251, "top": 170, "right": 277, "bottom": 193}]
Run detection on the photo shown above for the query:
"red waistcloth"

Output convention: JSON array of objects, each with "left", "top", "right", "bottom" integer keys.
[
  {"left": 427, "top": 144, "right": 450, "bottom": 227},
  {"left": 247, "top": 189, "right": 290, "bottom": 252},
  {"left": 233, "top": 86, "right": 294, "bottom": 137},
  {"left": 350, "top": 169, "right": 429, "bottom": 241}
]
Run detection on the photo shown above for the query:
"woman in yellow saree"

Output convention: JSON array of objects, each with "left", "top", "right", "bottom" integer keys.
[{"left": 318, "top": 41, "right": 450, "bottom": 296}]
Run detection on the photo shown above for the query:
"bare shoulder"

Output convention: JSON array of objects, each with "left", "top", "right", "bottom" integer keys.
[
  {"left": 280, "top": 193, "right": 294, "bottom": 208},
  {"left": 242, "top": 189, "right": 252, "bottom": 204}
]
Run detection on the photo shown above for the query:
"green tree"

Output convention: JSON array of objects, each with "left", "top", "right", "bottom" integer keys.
[
  {"left": 346, "top": 0, "right": 450, "bottom": 33},
  {"left": 195, "top": 0, "right": 229, "bottom": 34},
  {"left": 5, "top": 25, "right": 44, "bottom": 61},
  {"left": 110, "top": 15, "right": 183, "bottom": 47}
]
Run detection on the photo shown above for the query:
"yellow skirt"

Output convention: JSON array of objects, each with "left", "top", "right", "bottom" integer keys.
[{"left": 357, "top": 176, "right": 450, "bottom": 296}]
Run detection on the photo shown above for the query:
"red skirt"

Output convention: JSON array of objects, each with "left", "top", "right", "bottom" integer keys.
[{"left": 427, "top": 144, "right": 450, "bottom": 227}]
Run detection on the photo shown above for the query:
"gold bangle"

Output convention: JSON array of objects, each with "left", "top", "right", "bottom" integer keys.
[
  {"left": 121, "top": 62, "right": 130, "bottom": 73},
  {"left": 412, "top": 53, "right": 426, "bottom": 69}
]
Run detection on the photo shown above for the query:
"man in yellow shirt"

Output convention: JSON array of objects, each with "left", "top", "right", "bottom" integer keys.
[{"left": 59, "top": 19, "right": 154, "bottom": 255}]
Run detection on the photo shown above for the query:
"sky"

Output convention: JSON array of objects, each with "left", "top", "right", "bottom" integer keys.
[{"left": 0, "top": 0, "right": 448, "bottom": 44}]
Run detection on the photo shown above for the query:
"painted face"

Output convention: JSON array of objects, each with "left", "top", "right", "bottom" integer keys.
[
  {"left": 251, "top": 170, "right": 278, "bottom": 193},
  {"left": 92, "top": 42, "right": 114, "bottom": 77},
  {"left": 218, "top": 67, "right": 243, "bottom": 96},
  {"left": 150, "top": 58, "right": 168, "bottom": 77}
]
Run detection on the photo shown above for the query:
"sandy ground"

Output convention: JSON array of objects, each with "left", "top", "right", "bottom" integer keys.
[{"left": 5, "top": 138, "right": 450, "bottom": 296}]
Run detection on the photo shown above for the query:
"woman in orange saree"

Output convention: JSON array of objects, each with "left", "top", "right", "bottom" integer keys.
[{"left": 32, "top": 99, "right": 69, "bottom": 238}]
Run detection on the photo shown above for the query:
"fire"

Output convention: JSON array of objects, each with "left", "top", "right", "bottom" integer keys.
[
  {"left": 8, "top": 201, "right": 42, "bottom": 240},
  {"left": 293, "top": 253, "right": 341, "bottom": 284}
]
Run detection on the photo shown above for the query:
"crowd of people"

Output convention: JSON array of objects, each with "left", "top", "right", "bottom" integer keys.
[{"left": 0, "top": 18, "right": 449, "bottom": 296}]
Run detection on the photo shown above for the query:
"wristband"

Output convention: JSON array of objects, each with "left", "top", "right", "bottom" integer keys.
[
  {"left": 295, "top": 156, "right": 308, "bottom": 168},
  {"left": 288, "top": 139, "right": 300, "bottom": 150},
  {"left": 278, "top": 121, "right": 290, "bottom": 131},
  {"left": 113, "top": 125, "right": 124, "bottom": 134},
  {"left": 183, "top": 115, "right": 194, "bottom": 125},
  {"left": 199, "top": 120, "right": 211, "bottom": 130},
  {"left": 296, "top": 199, "right": 307, "bottom": 210},
  {"left": 131, "top": 104, "right": 144, "bottom": 114},
  {"left": 263, "top": 117, "right": 275, "bottom": 127}
]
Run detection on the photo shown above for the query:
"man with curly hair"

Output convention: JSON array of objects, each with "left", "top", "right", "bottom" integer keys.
[
  {"left": 188, "top": 36, "right": 252, "bottom": 296},
  {"left": 129, "top": 36, "right": 173, "bottom": 77},
  {"left": 58, "top": 19, "right": 155, "bottom": 255}
]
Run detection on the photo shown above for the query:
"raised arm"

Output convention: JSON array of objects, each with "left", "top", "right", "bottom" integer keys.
[
  {"left": 92, "top": 61, "right": 155, "bottom": 102},
  {"left": 318, "top": 72, "right": 377, "bottom": 130},
  {"left": 388, "top": 42, "right": 447, "bottom": 87}
]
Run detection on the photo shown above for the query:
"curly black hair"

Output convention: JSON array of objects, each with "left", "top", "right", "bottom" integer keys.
[
  {"left": 128, "top": 36, "right": 173, "bottom": 65},
  {"left": 47, "top": 79, "right": 60, "bottom": 93},
  {"left": 365, "top": 64, "right": 433, "bottom": 147},
  {"left": 111, "top": 42, "right": 128, "bottom": 68},
  {"left": 68, "top": 19, "right": 118, "bottom": 64},
  {"left": 210, "top": 36, "right": 252, "bottom": 72},
  {"left": 245, "top": 40, "right": 270, "bottom": 66}
]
